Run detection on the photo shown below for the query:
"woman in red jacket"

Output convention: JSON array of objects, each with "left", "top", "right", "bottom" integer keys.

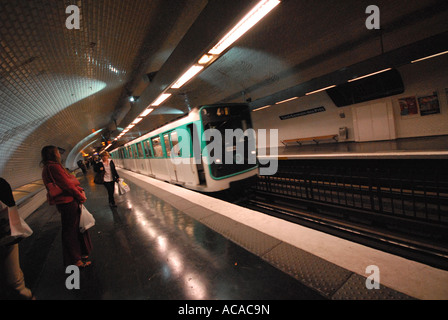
[{"left": 41, "top": 146, "right": 92, "bottom": 268}]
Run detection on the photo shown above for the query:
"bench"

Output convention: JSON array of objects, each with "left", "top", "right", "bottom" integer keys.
[{"left": 281, "top": 134, "right": 338, "bottom": 146}]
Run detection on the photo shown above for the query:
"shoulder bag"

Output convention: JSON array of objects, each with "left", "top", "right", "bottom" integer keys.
[{"left": 46, "top": 166, "right": 63, "bottom": 198}]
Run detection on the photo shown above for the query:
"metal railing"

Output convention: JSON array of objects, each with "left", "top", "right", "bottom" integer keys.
[{"left": 255, "top": 159, "right": 448, "bottom": 237}]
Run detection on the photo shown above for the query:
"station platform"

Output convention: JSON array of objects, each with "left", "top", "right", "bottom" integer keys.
[
  {"left": 258, "top": 135, "right": 448, "bottom": 160},
  {"left": 8, "top": 166, "right": 448, "bottom": 300}
]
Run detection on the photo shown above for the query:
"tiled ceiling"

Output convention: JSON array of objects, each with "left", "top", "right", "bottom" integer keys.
[{"left": 1, "top": 0, "right": 447, "bottom": 189}]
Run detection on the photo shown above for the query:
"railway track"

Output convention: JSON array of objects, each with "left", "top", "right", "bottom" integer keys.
[{"left": 239, "top": 189, "right": 448, "bottom": 271}]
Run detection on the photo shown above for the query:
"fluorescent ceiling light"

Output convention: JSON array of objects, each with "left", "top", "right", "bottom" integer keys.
[
  {"left": 140, "top": 108, "right": 154, "bottom": 117},
  {"left": 171, "top": 65, "right": 204, "bottom": 89},
  {"left": 122, "top": 129, "right": 129, "bottom": 133},
  {"left": 252, "top": 105, "right": 271, "bottom": 112},
  {"left": 305, "top": 85, "right": 336, "bottom": 96},
  {"left": 275, "top": 97, "right": 298, "bottom": 104},
  {"left": 208, "top": 0, "right": 280, "bottom": 55},
  {"left": 348, "top": 68, "right": 392, "bottom": 82},
  {"left": 198, "top": 54, "right": 214, "bottom": 65},
  {"left": 151, "top": 93, "right": 172, "bottom": 106},
  {"left": 126, "top": 124, "right": 135, "bottom": 129},
  {"left": 132, "top": 117, "right": 143, "bottom": 125},
  {"left": 411, "top": 50, "right": 448, "bottom": 64}
]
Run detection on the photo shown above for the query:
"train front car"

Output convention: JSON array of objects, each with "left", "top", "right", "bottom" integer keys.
[{"left": 198, "top": 104, "right": 259, "bottom": 192}]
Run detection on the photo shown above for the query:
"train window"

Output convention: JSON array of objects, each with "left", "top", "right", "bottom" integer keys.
[
  {"left": 201, "top": 104, "right": 257, "bottom": 178},
  {"left": 133, "top": 145, "right": 138, "bottom": 158},
  {"left": 143, "top": 140, "right": 153, "bottom": 158},
  {"left": 151, "top": 136, "right": 163, "bottom": 157},
  {"left": 163, "top": 134, "right": 171, "bottom": 157},
  {"left": 136, "top": 142, "right": 143, "bottom": 158},
  {"left": 127, "top": 146, "right": 133, "bottom": 159}
]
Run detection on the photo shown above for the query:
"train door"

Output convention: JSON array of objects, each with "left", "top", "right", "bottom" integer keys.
[
  {"left": 189, "top": 123, "right": 206, "bottom": 185},
  {"left": 135, "top": 142, "right": 145, "bottom": 173},
  {"left": 163, "top": 132, "right": 177, "bottom": 183},
  {"left": 142, "top": 139, "right": 153, "bottom": 176}
]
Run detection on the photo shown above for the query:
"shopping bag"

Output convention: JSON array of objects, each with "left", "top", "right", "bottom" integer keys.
[
  {"left": 117, "top": 178, "right": 130, "bottom": 195},
  {"left": 79, "top": 205, "right": 95, "bottom": 233},
  {"left": 8, "top": 206, "right": 33, "bottom": 238}
]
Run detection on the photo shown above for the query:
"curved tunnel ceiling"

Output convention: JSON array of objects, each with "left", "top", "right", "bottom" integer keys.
[{"left": 1, "top": 0, "right": 448, "bottom": 189}]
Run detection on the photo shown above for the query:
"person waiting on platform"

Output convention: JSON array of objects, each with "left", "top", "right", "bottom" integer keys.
[
  {"left": 77, "top": 160, "right": 87, "bottom": 174},
  {"left": 41, "top": 146, "right": 92, "bottom": 268},
  {"left": 94, "top": 151, "right": 119, "bottom": 208},
  {"left": 0, "top": 177, "right": 34, "bottom": 300}
]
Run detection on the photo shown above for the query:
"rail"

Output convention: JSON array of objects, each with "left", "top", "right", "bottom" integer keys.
[{"left": 254, "top": 159, "right": 448, "bottom": 244}]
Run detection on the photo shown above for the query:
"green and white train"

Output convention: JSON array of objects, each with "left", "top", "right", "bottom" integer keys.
[{"left": 110, "top": 104, "right": 258, "bottom": 192}]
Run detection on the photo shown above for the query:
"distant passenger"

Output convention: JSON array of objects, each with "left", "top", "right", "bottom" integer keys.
[
  {"left": 0, "top": 177, "right": 34, "bottom": 300},
  {"left": 94, "top": 151, "right": 120, "bottom": 208},
  {"left": 41, "top": 146, "right": 92, "bottom": 268},
  {"left": 77, "top": 160, "right": 87, "bottom": 174}
]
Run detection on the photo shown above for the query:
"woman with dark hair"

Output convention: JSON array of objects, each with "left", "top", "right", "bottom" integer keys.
[{"left": 41, "top": 146, "right": 92, "bottom": 268}]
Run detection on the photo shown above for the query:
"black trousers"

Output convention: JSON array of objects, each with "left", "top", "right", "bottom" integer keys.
[{"left": 103, "top": 181, "right": 116, "bottom": 205}]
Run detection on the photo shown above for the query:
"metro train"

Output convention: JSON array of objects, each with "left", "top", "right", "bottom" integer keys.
[{"left": 110, "top": 104, "right": 259, "bottom": 192}]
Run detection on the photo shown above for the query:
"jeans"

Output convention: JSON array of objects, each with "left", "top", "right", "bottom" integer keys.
[{"left": 104, "top": 181, "right": 116, "bottom": 205}]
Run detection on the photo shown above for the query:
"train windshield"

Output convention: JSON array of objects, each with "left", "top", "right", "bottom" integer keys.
[{"left": 201, "top": 104, "right": 257, "bottom": 179}]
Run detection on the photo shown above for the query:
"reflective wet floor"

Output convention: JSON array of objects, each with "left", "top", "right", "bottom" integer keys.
[{"left": 16, "top": 169, "right": 325, "bottom": 300}]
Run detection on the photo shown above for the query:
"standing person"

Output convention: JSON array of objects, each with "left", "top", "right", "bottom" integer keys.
[
  {"left": 41, "top": 146, "right": 92, "bottom": 268},
  {"left": 0, "top": 178, "right": 34, "bottom": 300},
  {"left": 77, "top": 160, "right": 87, "bottom": 174},
  {"left": 94, "top": 152, "right": 119, "bottom": 208}
]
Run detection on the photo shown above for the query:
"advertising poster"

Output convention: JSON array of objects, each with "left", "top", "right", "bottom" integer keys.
[
  {"left": 418, "top": 92, "right": 440, "bottom": 116},
  {"left": 398, "top": 96, "right": 419, "bottom": 116}
]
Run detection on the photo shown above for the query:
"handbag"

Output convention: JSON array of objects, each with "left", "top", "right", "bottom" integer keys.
[
  {"left": 79, "top": 205, "right": 95, "bottom": 233},
  {"left": 117, "top": 178, "right": 130, "bottom": 195},
  {"left": 46, "top": 167, "right": 63, "bottom": 198},
  {"left": 94, "top": 170, "right": 105, "bottom": 184},
  {"left": 8, "top": 206, "right": 33, "bottom": 238},
  {"left": 0, "top": 206, "right": 33, "bottom": 246}
]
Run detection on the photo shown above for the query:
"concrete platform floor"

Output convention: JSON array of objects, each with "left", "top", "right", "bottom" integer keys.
[{"left": 12, "top": 169, "right": 325, "bottom": 300}]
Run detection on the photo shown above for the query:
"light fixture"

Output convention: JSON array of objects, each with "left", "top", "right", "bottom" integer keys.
[
  {"left": 275, "top": 97, "right": 298, "bottom": 104},
  {"left": 348, "top": 68, "right": 392, "bottom": 82},
  {"left": 411, "top": 50, "right": 448, "bottom": 64},
  {"left": 208, "top": 0, "right": 280, "bottom": 55},
  {"left": 171, "top": 65, "right": 204, "bottom": 89},
  {"left": 131, "top": 117, "right": 143, "bottom": 125},
  {"left": 140, "top": 108, "right": 154, "bottom": 117},
  {"left": 305, "top": 85, "right": 337, "bottom": 96},
  {"left": 198, "top": 54, "right": 214, "bottom": 65},
  {"left": 151, "top": 93, "right": 172, "bottom": 106},
  {"left": 126, "top": 124, "right": 135, "bottom": 129},
  {"left": 252, "top": 105, "right": 272, "bottom": 112}
]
